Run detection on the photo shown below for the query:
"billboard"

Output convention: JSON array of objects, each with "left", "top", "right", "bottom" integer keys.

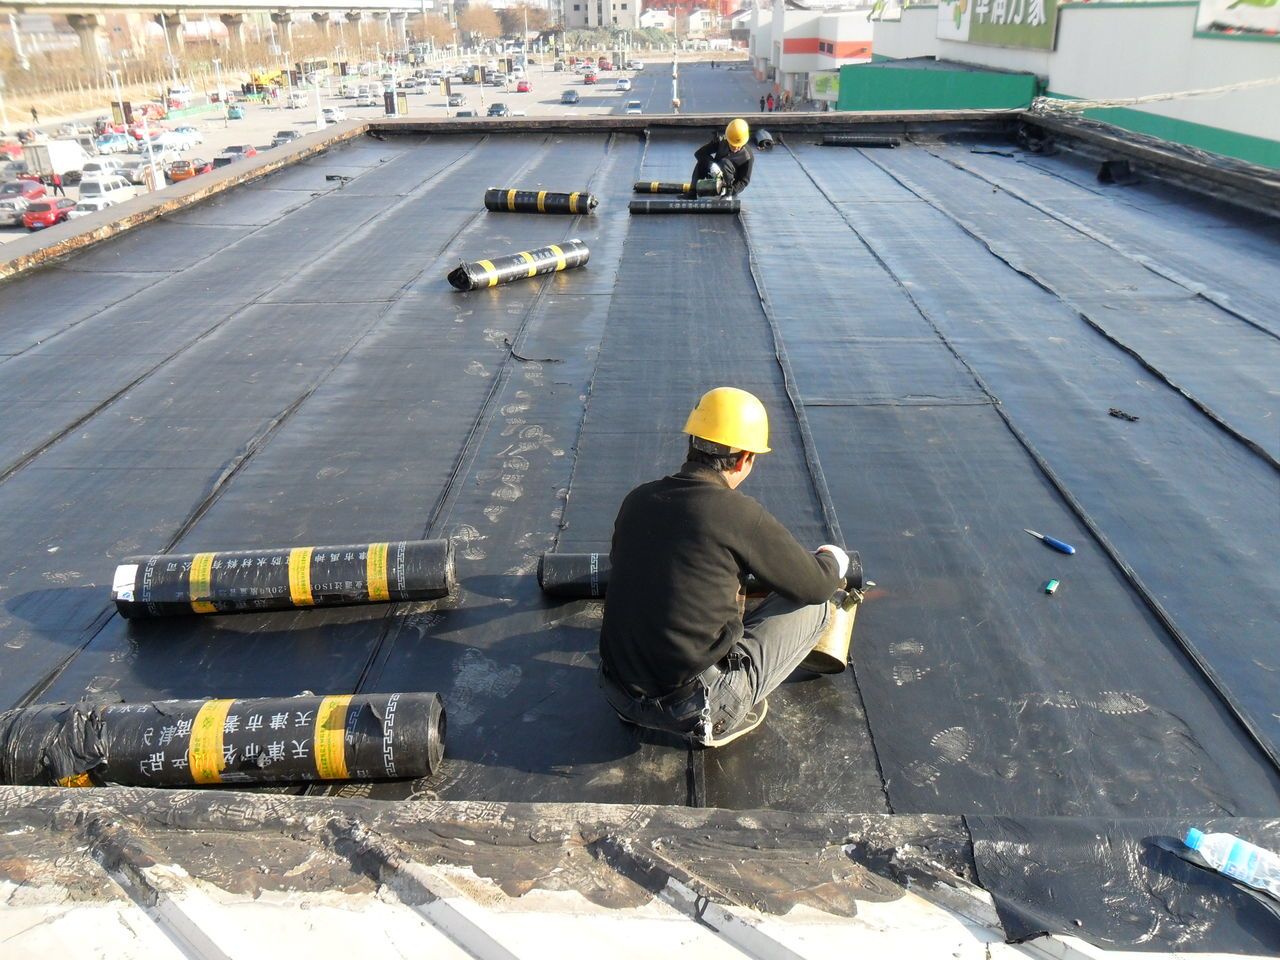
[
  {"left": 1196, "top": 0, "right": 1280, "bottom": 40},
  {"left": 937, "top": 0, "right": 1059, "bottom": 50}
]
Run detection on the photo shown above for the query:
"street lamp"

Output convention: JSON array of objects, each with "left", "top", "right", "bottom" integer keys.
[
  {"left": 159, "top": 12, "right": 179, "bottom": 87},
  {"left": 211, "top": 58, "right": 227, "bottom": 128}
]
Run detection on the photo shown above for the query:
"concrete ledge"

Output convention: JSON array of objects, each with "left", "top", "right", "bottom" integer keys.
[
  {"left": 0, "top": 119, "right": 368, "bottom": 283},
  {"left": 368, "top": 109, "right": 1023, "bottom": 138}
]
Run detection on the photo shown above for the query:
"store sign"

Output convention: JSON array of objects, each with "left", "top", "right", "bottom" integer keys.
[
  {"left": 937, "top": 0, "right": 1059, "bottom": 50},
  {"left": 1196, "top": 0, "right": 1280, "bottom": 41},
  {"left": 811, "top": 71, "right": 841, "bottom": 100}
]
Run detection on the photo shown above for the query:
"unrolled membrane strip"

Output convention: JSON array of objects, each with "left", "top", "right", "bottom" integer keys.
[
  {"left": 629, "top": 197, "right": 741, "bottom": 215},
  {"left": 632, "top": 181, "right": 692, "bottom": 194},
  {"left": 820, "top": 133, "right": 901, "bottom": 148},
  {"left": 447, "top": 238, "right": 590, "bottom": 291},
  {"left": 538, "top": 552, "right": 767, "bottom": 599},
  {"left": 483, "top": 187, "right": 598, "bottom": 214},
  {"left": 111, "top": 539, "right": 455, "bottom": 618},
  {"left": 0, "top": 692, "right": 445, "bottom": 787}
]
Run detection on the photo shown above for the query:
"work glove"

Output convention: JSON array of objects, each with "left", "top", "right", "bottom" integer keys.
[
  {"left": 707, "top": 161, "right": 722, "bottom": 179},
  {"left": 816, "top": 544, "right": 850, "bottom": 580}
]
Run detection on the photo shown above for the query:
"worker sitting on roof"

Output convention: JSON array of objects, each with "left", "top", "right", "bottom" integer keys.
[
  {"left": 598, "top": 388, "right": 850, "bottom": 747},
  {"left": 691, "top": 119, "right": 754, "bottom": 197}
]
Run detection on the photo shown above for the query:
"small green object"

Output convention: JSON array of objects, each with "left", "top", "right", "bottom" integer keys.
[{"left": 1045, "top": 579, "right": 1060, "bottom": 595}]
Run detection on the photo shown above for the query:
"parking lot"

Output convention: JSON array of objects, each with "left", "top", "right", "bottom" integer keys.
[{"left": 0, "top": 58, "right": 767, "bottom": 247}]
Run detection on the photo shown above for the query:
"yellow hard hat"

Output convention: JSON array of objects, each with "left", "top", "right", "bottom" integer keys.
[
  {"left": 725, "top": 118, "right": 750, "bottom": 151},
  {"left": 683, "top": 387, "right": 771, "bottom": 454}
]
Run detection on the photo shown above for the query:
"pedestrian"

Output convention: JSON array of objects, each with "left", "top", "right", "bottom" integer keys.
[
  {"left": 759, "top": 95, "right": 766, "bottom": 112},
  {"left": 766, "top": 93, "right": 774, "bottom": 112},
  {"left": 51, "top": 171, "right": 65, "bottom": 197},
  {"left": 30, "top": 106, "right": 38, "bottom": 124},
  {"left": 597, "top": 387, "right": 852, "bottom": 747}
]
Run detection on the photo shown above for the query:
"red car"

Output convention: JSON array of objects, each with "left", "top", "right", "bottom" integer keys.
[
  {"left": 0, "top": 179, "right": 47, "bottom": 201},
  {"left": 223, "top": 144, "right": 258, "bottom": 159},
  {"left": 516, "top": 79, "right": 532, "bottom": 93},
  {"left": 23, "top": 197, "right": 77, "bottom": 230},
  {"left": 583, "top": 72, "right": 597, "bottom": 85}
]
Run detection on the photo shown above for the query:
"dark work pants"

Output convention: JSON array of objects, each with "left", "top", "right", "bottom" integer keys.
[{"left": 600, "top": 594, "right": 830, "bottom": 744}]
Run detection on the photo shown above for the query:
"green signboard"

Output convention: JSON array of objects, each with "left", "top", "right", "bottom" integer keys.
[
  {"left": 811, "top": 71, "right": 841, "bottom": 100},
  {"left": 937, "top": 0, "right": 1059, "bottom": 50}
]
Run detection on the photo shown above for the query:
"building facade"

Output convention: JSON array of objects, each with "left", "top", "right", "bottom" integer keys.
[
  {"left": 564, "top": 0, "right": 642, "bottom": 30},
  {"left": 749, "top": 0, "right": 876, "bottom": 104}
]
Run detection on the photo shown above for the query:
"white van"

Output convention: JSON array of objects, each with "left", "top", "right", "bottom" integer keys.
[
  {"left": 167, "top": 85, "right": 194, "bottom": 109},
  {"left": 79, "top": 175, "right": 136, "bottom": 201},
  {"left": 80, "top": 158, "right": 123, "bottom": 180}
]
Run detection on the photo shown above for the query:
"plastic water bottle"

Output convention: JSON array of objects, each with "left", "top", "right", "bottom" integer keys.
[{"left": 1184, "top": 828, "right": 1280, "bottom": 896}]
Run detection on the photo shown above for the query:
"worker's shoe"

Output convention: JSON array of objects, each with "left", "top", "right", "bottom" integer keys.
[{"left": 700, "top": 699, "right": 768, "bottom": 749}]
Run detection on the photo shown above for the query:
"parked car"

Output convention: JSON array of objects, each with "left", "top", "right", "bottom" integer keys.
[
  {"left": 285, "top": 92, "right": 307, "bottom": 109},
  {"left": 616, "top": 78, "right": 632, "bottom": 92},
  {"left": 447, "top": 93, "right": 466, "bottom": 107},
  {"left": 167, "top": 158, "right": 212, "bottom": 182},
  {"left": 223, "top": 144, "right": 258, "bottom": 159},
  {"left": 78, "top": 175, "right": 134, "bottom": 202},
  {"left": 583, "top": 73, "right": 598, "bottom": 85},
  {"left": 397, "top": 78, "right": 421, "bottom": 89},
  {"left": 80, "top": 158, "right": 123, "bottom": 180},
  {"left": 0, "top": 179, "right": 46, "bottom": 201},
  {"left": 173, "top": 125, "right": 204, "bottom": 147},
  {"left": 455, "top": 110, "right": 477, "bottom": 118},
  {"left": 553, "top": 60, "right": 565, "bottom": 72},
  {"left": 227, "top": 105, "right": 245, "bottom": 120},
  {"left": 272, "top": 130, "right": 303, "bottom": 147},
  {"left": 560, "top": 90, "right": 581, "bottom": 105},
  {"left": 66, "top": 196, "right": 115, "bottom": 219},
  {"left": 627, "top": 60, "right": 644, "bottom": 70},
  {"left": 116, "top": 157, "right": 149, "bottom": 185},
  {"left": 356, "top": 93, "right": 376, "bottom": 107},
  {"left": 487, "top": 73, "right": 507, "bottom": 87},
  {"left": 23, "top": 197, "right": 77, "bottom": 230},
  {"left": 626, "top": 100, "right": 643, "bottom": 115},
  {"left": 516, "top": 79, "right": 532, "bottom": 93},
  {"left": 321, "top": 107, "right": 347, "bottom": 124},
  {"left": 486, "top": 102, "right": 511, "bottom": 117},
  {"left": 0, "top": 196, "right": 31, "bottom": 226},
  {"left": 211, "top": 153, "right": 245, "bottom": 169},
  {"left": 95, "top": 133, "right": 131, "bottom": 154}
]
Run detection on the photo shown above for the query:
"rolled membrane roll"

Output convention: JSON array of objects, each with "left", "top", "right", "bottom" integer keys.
[
  {"left": 538, "top": 552, "right": 767, "bottom": 599},
  {"left": 111, "top": 539, "right": 455, "bottom": 618},
  {"left": 632, "top": 181, "right": 692, "bottom": 194},
  {"left": 0, "top": 692, "right": 445, "bottom": 787},
  {"left": 483, "top": 187, "right": 598, "bottom": 214},
  {"left": 448, "top": 238, "right": 590, "bottom": 291},
  {"left": 629, "top": 198, "right": 741, "bottom": 215}
]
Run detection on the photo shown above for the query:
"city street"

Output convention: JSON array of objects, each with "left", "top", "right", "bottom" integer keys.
[{"left": 1, "top": 58, "right": 771, "bottom": 245}]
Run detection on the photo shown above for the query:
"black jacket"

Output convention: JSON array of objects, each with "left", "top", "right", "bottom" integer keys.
[
  {"left": 693, "top": 136, "right": 754, "bottom": 195},
  {"left": 599, "top": 463, "right": 840, "bottom": 695}
]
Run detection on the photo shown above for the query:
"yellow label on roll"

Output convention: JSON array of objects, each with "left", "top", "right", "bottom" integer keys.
[
  {"left": 650, "top": 181, "right": 659, "bottom": 192},
  {"left": 189, "top": 552, "right": 216, "bottom": 614},
  {"left": 57, "top": 772, "right": 93, "bottom": 788},
  {"left": 683, "top": 183, "right": 691, "bottom": 192},
  {"left": 476, "top": 259, "right": 498, "bottom": 287},
  {"left": 569, "top": 192, "right": 580, "bottom": 214},
  {"left": 507, "top": 188, "right": 518, "bottom": 211},
  {"left": 519, "top": 250, "right": 536, "bottom": 277},
  {"left": 549, "top": 244, "right": 567, "bottom": 271},
  {"left": 288, "top": 547, "right": 314, "bottom": 606},
  {"left": 366, "top": 542, "right": 390, "bottom": 601},
  {"left": 537, "top": 190, "right": 546, "bottom": 213},
  {"left": 190, "top": 699, "right": 234, "bottom": 784},
  {"left": 314, "top": 694, "right": 353, "bottom": 780}
]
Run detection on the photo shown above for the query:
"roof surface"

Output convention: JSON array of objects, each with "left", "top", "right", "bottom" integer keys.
[{"left": 0, "top": 110, "right": 1278, "bottom": 952}]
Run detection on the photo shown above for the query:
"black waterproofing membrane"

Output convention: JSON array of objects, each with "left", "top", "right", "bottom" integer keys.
[
  {"left": 483, "top": 187, "right": 598, "bottom": 215},
  {"left": 629, "top": 196, "right": 741, "bottom": 214},
  {"left": 0, "top": 692, "right": 445, "bottom": 786},
  {"left": 0, "top": 115, "right": 1278, "bottom": 950},
  {"left": 446, "top": 237, "right": 590, "bottom": 290},
  {"left": 112, "top": 539, "right": 455, "bottom": 617}
]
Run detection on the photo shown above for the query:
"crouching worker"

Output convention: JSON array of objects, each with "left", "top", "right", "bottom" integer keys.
[
  {"left": 598, "top": 387, "right": 851, "bottom": 747},
  {"left": 691, "top": 118, "right": 754, "bottom": 196}
]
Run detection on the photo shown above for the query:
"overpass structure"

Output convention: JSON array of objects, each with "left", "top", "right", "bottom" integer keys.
[{"left": 0, "top": 0, "right": 435, "bottom": 68}]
